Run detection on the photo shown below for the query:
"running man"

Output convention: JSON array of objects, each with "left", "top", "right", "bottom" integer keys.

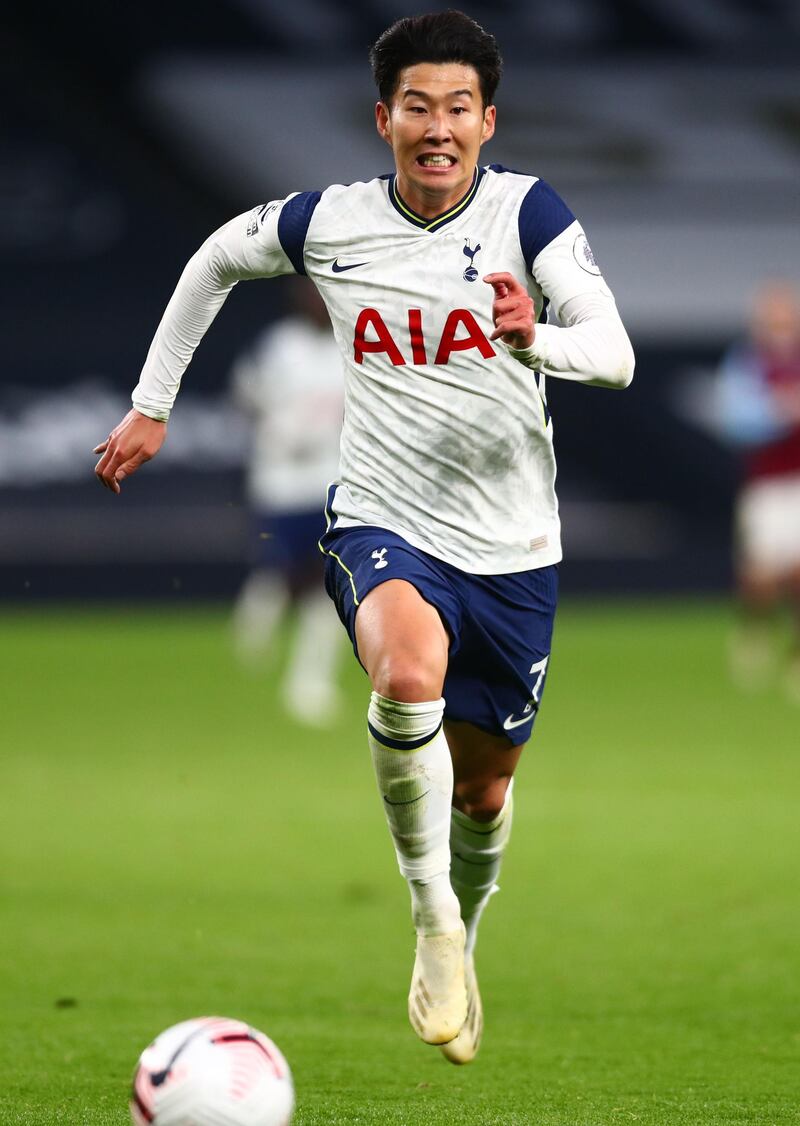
[
  {"left": 230, "top": 279, "right": 346, "bottom": 723},
  {"left": 94, "top": 10, "right": 634, "bottom": 1063}
]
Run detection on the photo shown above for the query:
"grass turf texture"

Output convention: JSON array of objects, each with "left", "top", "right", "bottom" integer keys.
[{"left": 1, "top": 601, "right": 798, "bottom": 1126}]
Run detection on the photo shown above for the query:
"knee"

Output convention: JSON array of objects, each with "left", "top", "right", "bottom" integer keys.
[
  {"left": 452, "top": 776, "right": 512, "bottom": 823},
  {"left": 371, "top": 655, "right": 444, "bottom": 703}
]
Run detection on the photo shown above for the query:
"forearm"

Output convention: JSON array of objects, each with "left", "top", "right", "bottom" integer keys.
[
  {"left": 132, "top": 203, "right": 295, "bottom": 420},
  {"left": 507, "top": 293, "right": 635, "bottom": 389},
  {"left": 132, "top": 228, "right": 244, "bottom": 420}
]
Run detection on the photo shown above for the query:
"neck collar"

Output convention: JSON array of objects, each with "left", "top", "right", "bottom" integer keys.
[{"left": 388, "top": 167, "right": 484, "bottom": 232}]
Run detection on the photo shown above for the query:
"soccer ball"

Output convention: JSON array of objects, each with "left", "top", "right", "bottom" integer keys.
[{"left": 130, "top": 1016, "right": 294, "bottom": 1126}]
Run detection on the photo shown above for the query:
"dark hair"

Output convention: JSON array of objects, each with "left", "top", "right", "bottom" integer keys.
[{"left": 370, "top": 10, "right": 502, "bottom": 108}]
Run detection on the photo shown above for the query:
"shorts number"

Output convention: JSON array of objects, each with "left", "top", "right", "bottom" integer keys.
[{"left": 528, "top": 655, "right": 549, "bottom": 706}]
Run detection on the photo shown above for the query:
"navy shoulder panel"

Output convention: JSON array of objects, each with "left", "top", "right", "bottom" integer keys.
[
  {"left": 518, "top": 180, "right": 575, "bottom": 269},
  {"left": 277, "top": 191, "right": 322, "bottom": 276}
]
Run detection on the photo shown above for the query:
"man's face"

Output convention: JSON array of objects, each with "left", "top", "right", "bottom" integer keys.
[{"left": 375, "top": 62, "right": 495, "bottom": 216}]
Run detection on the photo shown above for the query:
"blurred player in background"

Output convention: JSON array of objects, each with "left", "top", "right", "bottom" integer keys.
[
  {"left": 230, "top": 279, "right": 345, "bottom": 723},
  {"left": 717, "top": 280, "right": 800, "bottom": 701},
  {"left": 94, "top": 10, "right": 634, "bottom": 1063}
]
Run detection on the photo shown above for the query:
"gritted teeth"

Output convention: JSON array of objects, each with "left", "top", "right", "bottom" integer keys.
[{"left": 418, "top": 154, "right": 456, "bottom": 167}]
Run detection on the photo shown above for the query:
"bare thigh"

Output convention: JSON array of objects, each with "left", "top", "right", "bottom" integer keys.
[
  {"left": 355, "top": 579, "right": 450, "bottom": 702},
  {"left": 356, "top": 581, "right": 526, "bottom": 816}
]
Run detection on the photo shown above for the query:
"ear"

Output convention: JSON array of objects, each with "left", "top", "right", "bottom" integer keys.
[
  {"left": 481, "top": 104, "right": 496, "bottom": 144},
  {"left": 375, "top": 101, "right": 392, "bottom": 147}
]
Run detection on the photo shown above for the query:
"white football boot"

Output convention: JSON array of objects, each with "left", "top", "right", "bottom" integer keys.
[
  {"left": 408, "top": 923, "right": 467, "bottom": 1044},
  {"left": 440, "top": 955, "right": 482, "bottom": 1064}
]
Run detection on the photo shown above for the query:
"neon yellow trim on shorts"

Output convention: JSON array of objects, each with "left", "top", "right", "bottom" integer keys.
[
  {"left": 318, "top": 542, "right": 359, "bottom": 607},
  {"left": 318, "top": 483, "right": 359, "bottom": 605},
  {"left": 322, "top": 484, "right": 335, "bottom": 532}
]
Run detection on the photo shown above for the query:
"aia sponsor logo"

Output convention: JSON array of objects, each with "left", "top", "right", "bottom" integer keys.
[{"left": 353, "top": 308, "right": 496, "bottom": 366}]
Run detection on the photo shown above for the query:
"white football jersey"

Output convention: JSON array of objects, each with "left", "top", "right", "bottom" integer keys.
[
  {"left": 133, "top": 165, "right": 634, "bottom": 574},
  {"left": 231, "top": 316, "right": 344, "bottom": 511}
]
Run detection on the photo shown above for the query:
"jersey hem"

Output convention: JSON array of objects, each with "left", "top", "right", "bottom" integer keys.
[{"left": 328, "top": 507, "right": 562, "bottom": 575}]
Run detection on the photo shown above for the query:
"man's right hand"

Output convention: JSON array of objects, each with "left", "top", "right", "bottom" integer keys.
[{"left": 94, "top": 409, "right": 167, "bottom": 494}]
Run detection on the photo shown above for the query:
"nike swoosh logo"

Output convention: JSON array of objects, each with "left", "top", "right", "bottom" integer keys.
[
  {"left": 502, "top": 711, "right": 535, "bottom": 731},
  {"left": 150, "top": 1025, "right": 207, "bottom": 1086},
  {"left": 383, "top": 789, "right": 430, "bottom": 806},
  {"left": 331, "top": 258, "right": 368, "bottom": 273}
]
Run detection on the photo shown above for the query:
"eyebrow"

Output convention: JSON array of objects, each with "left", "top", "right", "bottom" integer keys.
[{"left": 401, "top": 88, "right": 474, "bottom": 100}]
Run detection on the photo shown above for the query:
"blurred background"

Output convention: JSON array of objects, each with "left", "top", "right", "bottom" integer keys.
[
  {"left": 3, "top": 8, "right": 800, "bottom": 1120},
  {"left": 1, "top": 0, "right": 799, "bottom": 600}
]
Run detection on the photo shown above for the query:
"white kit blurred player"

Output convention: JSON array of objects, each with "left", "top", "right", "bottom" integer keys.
[
  {"left": 95, "top": 10, "right": 634, "bottom": 1063},
  {"left": 230, "top": 279, "right": 345, "bottom": 723},
  {"left": 717, "top": 280, "right": 800, "bottom": 699}
]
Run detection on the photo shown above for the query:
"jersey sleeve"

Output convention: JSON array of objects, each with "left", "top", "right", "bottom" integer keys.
[
  {"left": 132, "top": 193, "right": 320, "bottom": 420},
  {"left": 511, "top": 180, "right": 634, "bottom": 389}
]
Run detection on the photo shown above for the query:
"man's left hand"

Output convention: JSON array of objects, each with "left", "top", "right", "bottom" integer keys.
[{"left": 484, "top": 272, "right": 535, "bottom": 350}]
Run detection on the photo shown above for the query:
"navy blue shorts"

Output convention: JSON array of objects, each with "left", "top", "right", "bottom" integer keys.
[
  {"left": 319, "top": 523, "right": 558, "bottom": 745},
  {"left": 249, "top": 508, "right": 326, "bottom": 571}
]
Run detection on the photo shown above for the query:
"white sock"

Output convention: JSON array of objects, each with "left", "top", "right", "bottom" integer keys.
[
  {"left": 450, "top": 781, "right": 514, "bottom": 957},
  {"left": 231, "top": 570, "right": 288, "bottom": 665},
  {"left": 282, "top": 587, "right": 343, "bottom": 721},
  {"left": 368, "top": 691, "right": 461, "bottom": 936}
]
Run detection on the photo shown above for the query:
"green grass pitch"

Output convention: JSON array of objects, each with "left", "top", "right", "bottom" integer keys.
[{"left": 1, "top": 600, "right": 798, "bottom": 1125}]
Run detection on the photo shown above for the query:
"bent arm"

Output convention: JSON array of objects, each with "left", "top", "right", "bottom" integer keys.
[
  {"left": 133, "top": 205, "right": 296, "bottom": 421},
  {"left": 506, "top": 290, "right": 635, "bottom": 389},
  {"left": 510, "top": 188, "right": 635, "bottom": 389},
  {"left": 94, "top": 197, "right": 303, "bottom": 491},
  {"left": 132, "top": 226, "right": 242, "bottom": 421}
]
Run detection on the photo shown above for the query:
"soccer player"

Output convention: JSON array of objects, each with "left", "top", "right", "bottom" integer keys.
[
  {"left": 717, "top": 280, "right": 800, "bottom": 701},
  {"left": 94, "top": 11, "right": 634, "bottom": 1063},
  {"left": 229, "top": 278, "right": 346, "bottom": 724}
]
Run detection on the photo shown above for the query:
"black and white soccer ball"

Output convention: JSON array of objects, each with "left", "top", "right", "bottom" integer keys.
[{"left": 130, "top": 1016, "right": 294, "bottom": 1126}]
